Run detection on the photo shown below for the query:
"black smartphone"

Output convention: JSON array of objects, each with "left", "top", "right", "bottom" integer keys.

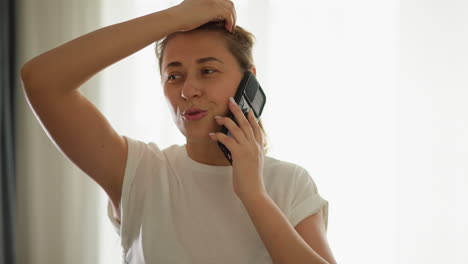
[{"left": 217, "top": 71, "right": 267, "bottom": 164}]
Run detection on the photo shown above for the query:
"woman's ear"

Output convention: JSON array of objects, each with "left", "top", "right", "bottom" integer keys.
[{"left": 249, "top": 65, "right": 257, "bottom": 76}]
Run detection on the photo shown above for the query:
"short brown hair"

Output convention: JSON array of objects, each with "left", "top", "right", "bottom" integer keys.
[{"left": 155, "top": 21, "right": 269, "bottom": 154}]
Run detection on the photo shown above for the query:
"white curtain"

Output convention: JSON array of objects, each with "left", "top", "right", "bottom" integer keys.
[
  {"left": 16, "top": 0, "right": 109, "bottom": 263},
  {"left": 16, "top": 0, "right": 468, "bottom": 264}
]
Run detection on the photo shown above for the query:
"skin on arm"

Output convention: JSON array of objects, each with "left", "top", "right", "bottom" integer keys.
[
  {"left": 20, "top": 0, "right": 238, "bottom": 222},
  {"left": 295, "top": 210, "right": 338, "bottom": 264},
  {"left": 20, "top": 8, "right": 183, "bottom": 223},
  {"left": 240, "top": 193, "right": 337, "bottom": 264}
]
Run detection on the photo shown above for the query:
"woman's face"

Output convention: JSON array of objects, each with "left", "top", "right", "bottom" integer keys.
[{"left": 161, "top": 30, "right": 245, "bottom": 143}]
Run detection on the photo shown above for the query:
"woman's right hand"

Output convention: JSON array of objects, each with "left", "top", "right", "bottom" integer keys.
[{"left": 171, "top": 0, "right": 237, "bottom": 33}]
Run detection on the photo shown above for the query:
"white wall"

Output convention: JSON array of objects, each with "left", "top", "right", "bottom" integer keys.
[{"left": 398, "top": 0, "right": 468, "bottom": 262}]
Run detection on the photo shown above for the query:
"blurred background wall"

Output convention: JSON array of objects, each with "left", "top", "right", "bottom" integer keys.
[{"left": 10, "top": 0, "right": 468, "bottom": 263}]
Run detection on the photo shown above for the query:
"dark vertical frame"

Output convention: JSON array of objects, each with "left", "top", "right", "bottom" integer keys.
[{"left": 0, "top": 0, "right": 17, "bottom": 262}]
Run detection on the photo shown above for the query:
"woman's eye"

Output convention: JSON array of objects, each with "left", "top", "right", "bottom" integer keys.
[
  {"left": 167, "top": 69, "right": 216, "bottom": 82},
  {"left": 167, "top": 74, "right": 180, "bottom": 81},
  {"left": 202, "top": 69, "right": 216, "bottom": 74}
]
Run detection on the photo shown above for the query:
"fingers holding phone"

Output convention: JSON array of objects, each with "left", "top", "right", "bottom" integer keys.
[{"left": 217, "top": 72, "right": 267, "bottom": 164}]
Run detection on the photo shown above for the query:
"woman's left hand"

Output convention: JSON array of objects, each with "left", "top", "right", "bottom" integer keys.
[{"left": 209, "top": 96, "right": 266, "bottom": 199}]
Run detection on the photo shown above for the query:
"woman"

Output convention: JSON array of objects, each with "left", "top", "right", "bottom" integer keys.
[{"left": 21, "top": 0, "right": 337, "bottom": 263}]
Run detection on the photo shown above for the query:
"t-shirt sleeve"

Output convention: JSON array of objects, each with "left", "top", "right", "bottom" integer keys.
[
  {"left": 106, "top": 135, "right": 164, "bottom": 237},
  {"left": 107, "top": 198, "right": 121, "bottom": 235},
  {"left": 106, "top": 135, "right": 143, "bottom": 235},
  {"left": 288, "top": 166, "right": 329, "bottom": 230}
]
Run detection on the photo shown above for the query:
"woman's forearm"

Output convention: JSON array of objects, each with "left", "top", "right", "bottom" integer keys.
[
  {"left": 21, "top": 7, "right": 180, "bottom": 93},
  {"left": 239, "top": 192, "right": 329, "bottom": 264}
]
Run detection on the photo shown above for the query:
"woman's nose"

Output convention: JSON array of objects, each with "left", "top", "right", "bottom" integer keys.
[{"left": 180, "top": 75, "right": 202, "bottom": 100}]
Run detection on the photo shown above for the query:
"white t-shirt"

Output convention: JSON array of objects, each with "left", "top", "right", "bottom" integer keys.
[{"left": 107, "top": 136, "right": 329, "bottom": 264}]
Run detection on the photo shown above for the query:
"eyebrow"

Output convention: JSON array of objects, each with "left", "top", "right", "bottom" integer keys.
[{"left": 164, "top": 57, "right": 224, "bottom": 72}]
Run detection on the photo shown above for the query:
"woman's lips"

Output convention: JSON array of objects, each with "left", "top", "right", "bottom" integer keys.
[{"left": 183, "top": 111, "right": 208, "bottom": 121}]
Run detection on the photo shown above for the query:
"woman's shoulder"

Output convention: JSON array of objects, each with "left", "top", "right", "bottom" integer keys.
[
  {"left": 124, "top": 136, "right": 181, "bottom": 162},
  {"left": 264, "top": 155, "right": 305, "bottom": 175},
  {"left": 263, "top": 156, "right": 319, "bottom": 190}
]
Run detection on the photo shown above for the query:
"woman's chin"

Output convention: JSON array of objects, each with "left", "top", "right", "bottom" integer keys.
[{"left": 184, "top": 130, "right": 215, "bottom": 143}]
